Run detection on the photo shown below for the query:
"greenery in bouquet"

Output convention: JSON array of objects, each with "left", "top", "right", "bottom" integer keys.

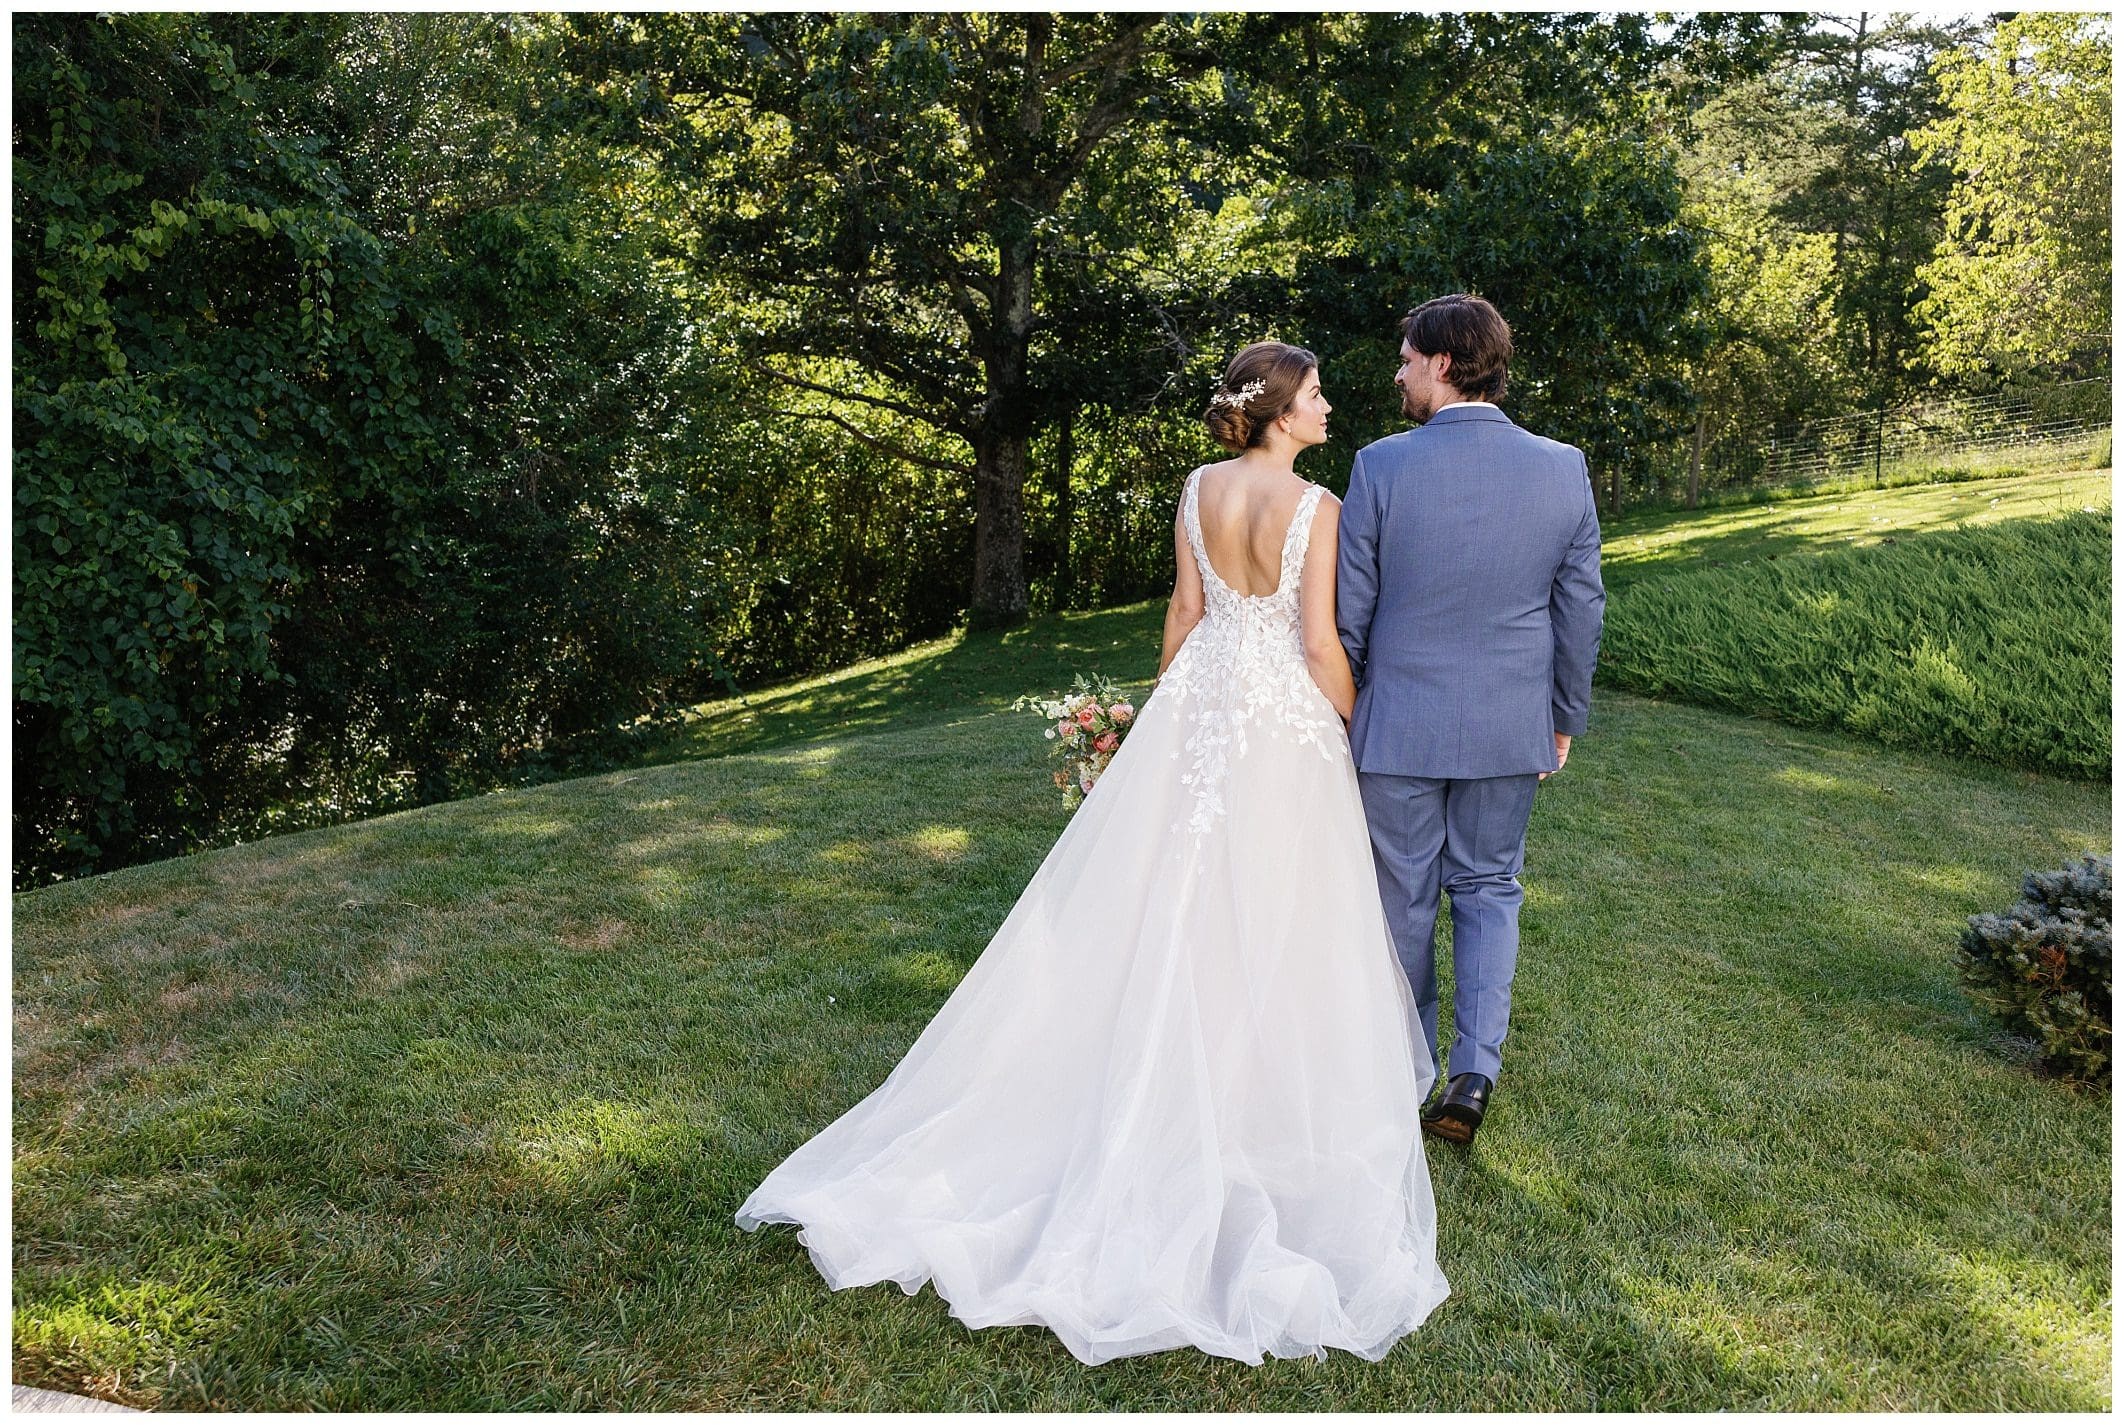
[{"left": 1011, "top": 674, "right": 1139, "bottom": 811}]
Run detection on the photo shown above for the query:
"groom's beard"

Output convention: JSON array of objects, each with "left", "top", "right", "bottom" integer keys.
[{"left": 1401, "top": 386, "right": 1434, "bottom": 424}]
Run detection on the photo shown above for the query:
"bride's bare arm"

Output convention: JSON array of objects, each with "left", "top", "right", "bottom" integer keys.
[
  {"left": 1299, "top": 496, "right": 1356, "bottom": 720},
  {"left": 1158, "top": 504, "right": 1206, "bottom": 676}
]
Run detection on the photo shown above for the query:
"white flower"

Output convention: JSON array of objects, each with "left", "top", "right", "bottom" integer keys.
[{"left": 1209, "top": 377, "right": 1268, "bottom": 409}]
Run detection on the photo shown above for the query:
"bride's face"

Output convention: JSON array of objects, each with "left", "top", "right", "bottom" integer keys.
[{"left": 1278, "top": 369, "right": 1332, "bottom": 447}]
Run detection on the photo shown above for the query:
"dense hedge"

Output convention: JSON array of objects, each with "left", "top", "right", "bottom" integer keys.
[
  {"left": 1597, "top": 510, "right": 2110, "bottom": 779},
  {"left": 13, "top": 15, "right": 732, "bottom": 884}
]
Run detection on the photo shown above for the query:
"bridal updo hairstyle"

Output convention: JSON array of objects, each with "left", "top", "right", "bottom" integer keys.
[
  {"left": 1202, "top": 341, "right": 1318, "bottom": 453},
  {"left": 1402, "top": 293, "right": 1512, "bottom": 402}
]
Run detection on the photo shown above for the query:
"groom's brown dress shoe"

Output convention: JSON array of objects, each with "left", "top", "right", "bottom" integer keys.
[{"left": 1421, "top": 1073, "right": 1492, "bottom": 1144}]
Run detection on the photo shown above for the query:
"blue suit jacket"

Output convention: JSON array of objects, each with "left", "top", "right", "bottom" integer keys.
[{"left": 1336, "top": 404, "right": 1606, "bottom": 779}]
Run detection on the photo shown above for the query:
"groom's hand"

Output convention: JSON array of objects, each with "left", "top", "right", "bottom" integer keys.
[{"left": 1539, "top": 733, "right": 1572, "bottom": 781}]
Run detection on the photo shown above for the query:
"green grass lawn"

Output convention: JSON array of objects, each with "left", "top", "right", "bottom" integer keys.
[
  {"left": 13, "top": 470, "right": 2113, "bottom": 1408},
  {"left": 1601, "top": 466, "right": 2109, "bottom": 591}
]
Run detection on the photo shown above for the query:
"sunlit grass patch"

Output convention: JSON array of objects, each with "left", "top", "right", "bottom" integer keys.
[{"left": 1601, "top": 467, "right": 2108, "bottom": 589}]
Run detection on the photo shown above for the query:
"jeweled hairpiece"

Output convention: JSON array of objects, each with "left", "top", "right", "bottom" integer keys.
[{"left": 1208, "top": 378, "right": 1267, "bottom": 409}]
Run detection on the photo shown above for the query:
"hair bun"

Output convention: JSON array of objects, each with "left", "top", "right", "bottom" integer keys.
[
  {"left": 1201, "top": 343, "right": 1317, "bottom": 454},
  {"left": 1204, "top": 403, "right": 1254, "bottom": 452}
]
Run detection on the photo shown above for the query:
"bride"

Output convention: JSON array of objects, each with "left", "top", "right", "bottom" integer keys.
[{"left": 735, "top": 341, "right": 1450, "bottom": 1367}]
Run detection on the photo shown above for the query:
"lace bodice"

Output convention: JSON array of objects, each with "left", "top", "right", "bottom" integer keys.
[{"left": 1152, "top": 467, "right": 1345, "bottom": 836}]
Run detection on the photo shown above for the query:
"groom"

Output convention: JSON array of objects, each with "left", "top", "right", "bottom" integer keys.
[{"left": 1336, "top": 294, "right": 1606, "bottom": 1145}]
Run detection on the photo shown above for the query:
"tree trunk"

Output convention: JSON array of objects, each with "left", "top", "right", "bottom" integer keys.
[
  {"left": 970, "top": 427, "right": 1030, "bottom": 628},
  {"left": 968, "top": 235, "right": 1037, "bottom": 629},
  {"left": 1609, "top": 454, "right": 1624, "bottom": 519},
  {"left": 1687, "top": 410, "right": 1706, "bottom": 509},
  {"left": 1052, "top": 405, "right": 1075, "bottom": 609}
]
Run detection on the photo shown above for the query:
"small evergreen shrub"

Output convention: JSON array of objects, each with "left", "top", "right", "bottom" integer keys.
[{"left": 1959, "top": 855, "right": 2112, "bottom": 1088}]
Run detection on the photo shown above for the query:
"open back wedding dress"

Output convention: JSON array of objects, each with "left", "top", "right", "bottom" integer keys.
[{"left": 736, "top": 468, "right": 1450, "bottom": 1366}]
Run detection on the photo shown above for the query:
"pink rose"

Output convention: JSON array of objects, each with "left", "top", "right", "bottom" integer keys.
[
  {"left": 1094, "top": 732, "right": 1118, "bottom": 753},
  {"left": 1076, "top": 706, "right": 1097, "bottom": 728},
  {"left": 1055, "top": 719, "right": 1073, "bottom": 737}
]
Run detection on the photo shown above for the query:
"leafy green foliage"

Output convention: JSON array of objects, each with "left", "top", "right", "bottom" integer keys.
[
  {"left": 14, "top": 15, "right": 427, "bottom": 877},
  {"left": 1959, "top": 856, "right": 2112, "bottom": 1088},
  {"left": 1266, "top": 14, "right": 1796, "bottom": 509},
  {"left": 1767, "top": 15, "right": 1979, "bottom": 403},
  {"left": 698, "top": 413, "right": 973, "bottom": 686},
  {"left": 1598, "top": 510, "right": 2110, "bottom": 779},
  {"left": 1674, "top": 170, "right": 1843, "bottom": 495},
  {"left": 13, "top": 14, "right": 735, "bottom": 885},
  {"left": 568, "top": 13, "right": 1279, "bottom": 627},
  {"left": 15, "top": 11, "right": 2105, "bottom": 886},
  {"left": 567, "top": 12, "right": 1792, "bottom": 616},
  {"left": 1913, "top": 14, "right": 2112, "bottom": 381},
  {"left": 1668, "top": 14, "right": 1984, "bottom": 501}
]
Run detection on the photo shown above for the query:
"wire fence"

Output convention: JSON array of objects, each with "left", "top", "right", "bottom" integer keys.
[{"left": 1701, "top": 377, "right": 2111, "bottom": 490}]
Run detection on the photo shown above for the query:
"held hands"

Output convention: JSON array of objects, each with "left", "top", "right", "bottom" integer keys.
[{"left": 1538, "top": 732, "right": 1572, "bottom": 781}]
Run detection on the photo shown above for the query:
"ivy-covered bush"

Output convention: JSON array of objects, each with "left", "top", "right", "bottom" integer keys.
[{"left": 1959, "top": 855, "right": 2111, "bottom": 1088}]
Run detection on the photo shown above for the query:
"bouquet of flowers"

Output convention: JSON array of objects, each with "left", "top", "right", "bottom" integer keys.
[{"left": 1011, "top": 673, "right": 1138, "bottom": 811}]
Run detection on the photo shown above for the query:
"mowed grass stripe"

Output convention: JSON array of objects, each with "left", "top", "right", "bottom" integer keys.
[{"left": 1599, "top": 466, "right": 2109, "bottom": 590}]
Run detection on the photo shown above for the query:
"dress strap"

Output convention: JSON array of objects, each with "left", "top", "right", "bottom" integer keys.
[
  {"left": 1181, "top": 467, "right": 1214, "bottom": 578},
  {"left": 1280, "top": 484, "right": 1327, "bottom": 582}
]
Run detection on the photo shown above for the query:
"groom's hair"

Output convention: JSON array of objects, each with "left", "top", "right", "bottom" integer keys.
[{"left": 1402, "top": 294, "right": 1511, "bottom": 403}]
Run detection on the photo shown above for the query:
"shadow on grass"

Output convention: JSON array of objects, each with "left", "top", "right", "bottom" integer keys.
[
  {"left": 1600, "top": 469, "right": 2107, "bottom": 593},
  {"left": 636, "top": 602, "right": 1168, "bottom": 766}
]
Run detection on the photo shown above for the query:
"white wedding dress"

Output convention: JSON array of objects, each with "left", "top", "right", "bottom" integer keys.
[{"left": 736, "top": 468, "right": 1450, "bottom": 1365}]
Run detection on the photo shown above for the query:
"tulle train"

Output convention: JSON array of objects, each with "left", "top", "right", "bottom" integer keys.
[{"left": 735, "top": 673, "right": 1450, "bottom": 1366}]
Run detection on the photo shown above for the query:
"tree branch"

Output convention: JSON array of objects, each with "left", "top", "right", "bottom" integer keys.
[
  {"left": 1040, "top": 18, "right": 1162, "bottom": 93},
  {"left": 755, "top": 362, "right": 966, "bottom": 434},
  {"left": 766, "top": 408, "right": 974, "bottom": 476},
  {"left": 1064, "top": 95, "right": 1145, "bottom": 173},
  {"left": 944, "top": 268, "right": 993, "bottom": 350}
]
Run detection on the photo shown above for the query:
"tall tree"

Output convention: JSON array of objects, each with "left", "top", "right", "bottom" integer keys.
[
  {"left": 1672, "top": 179, "right": 1844, "bottom": 500},
  {"left": 1693, "top": 13, "right": 1978, "bottom": 406},
  {"left": 561, "top": 13, "right": 1282, "bottom": 628},
  {"left": 1266, "top": 13, "right": 1795, "bottom": 510},
  {"left": 1912, "top": 13, "right": 2112, "bottom": 382},
  {"left": 571, "top": 13, "right": 1790, "bottom": 620}
]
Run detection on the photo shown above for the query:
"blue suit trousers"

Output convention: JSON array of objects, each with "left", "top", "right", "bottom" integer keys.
[{"left": 1356, "top": 771, "right": 1540, "bottom": 1085}]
